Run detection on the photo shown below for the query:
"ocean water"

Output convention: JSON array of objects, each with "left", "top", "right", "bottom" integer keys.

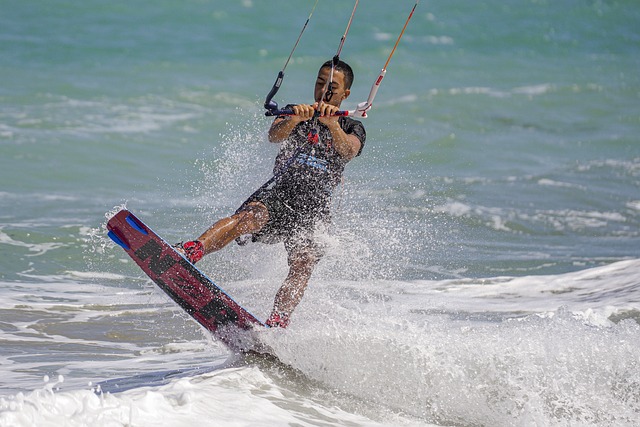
[{"left": 1, "top": 0, "right": 639, "bottom": 425}]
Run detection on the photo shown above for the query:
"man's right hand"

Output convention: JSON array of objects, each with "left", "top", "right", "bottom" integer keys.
[{"left": 291, "top": 104, "right": 317, "bottom": 121}]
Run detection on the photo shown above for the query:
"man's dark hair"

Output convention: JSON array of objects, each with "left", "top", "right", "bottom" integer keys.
[{"left": 321, "top": 59, "right": 354, "bottom": 89}]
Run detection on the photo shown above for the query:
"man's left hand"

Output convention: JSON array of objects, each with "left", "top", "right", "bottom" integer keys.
[{"left": 314, "top": 102, "right": 340, "bottom": 125}]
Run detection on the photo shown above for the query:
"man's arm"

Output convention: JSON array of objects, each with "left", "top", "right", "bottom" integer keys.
[
  {"left": 268, "top": 103, "right": 362, "bottom": 160},
  {"left": 268, "top": 116, "right": 299, "bottom": 143},
  {"left": 268, "top": 104, "right": 316, "bottom": 143},
  {"left": 317, "top": 103, "right": 361, "bottom": 161},
  {"left": 322, "top": 119, "right": 361, "bottom": 160}
]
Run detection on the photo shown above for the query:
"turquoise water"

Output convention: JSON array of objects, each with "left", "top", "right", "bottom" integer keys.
[{"left": 1, "top": 1, "right": 639, "bottom": 425}]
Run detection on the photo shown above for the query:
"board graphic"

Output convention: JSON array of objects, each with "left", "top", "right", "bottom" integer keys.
[{"left": 107, "top": 209, "right": 265, "bottom": 352}]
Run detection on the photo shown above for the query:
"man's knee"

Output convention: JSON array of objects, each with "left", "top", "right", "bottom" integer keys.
[
  {"left": 235, "top": 202, "right": 269, "bottom": 230},
  {"left": 287, "top": 240, "right": 325, "bottom": 267}
]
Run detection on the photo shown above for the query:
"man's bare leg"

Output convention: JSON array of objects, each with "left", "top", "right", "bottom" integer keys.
[
  {"left": 267, "top": 245, "right": 321, "bottom": 327},
  {"left": 197, "top": 202, "right": 269, "bottom": 255},
  {"left": 177, "top": 202, "right": 269, "bottom": 264}
]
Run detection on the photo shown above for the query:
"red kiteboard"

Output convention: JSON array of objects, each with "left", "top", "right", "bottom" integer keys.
[{"left": 107, "top": 209, "right": 266, "bottom": 352}]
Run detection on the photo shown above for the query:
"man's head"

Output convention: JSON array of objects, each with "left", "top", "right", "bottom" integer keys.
[{"left": 314, "top": 59, "right": 354, "bottom": 106}]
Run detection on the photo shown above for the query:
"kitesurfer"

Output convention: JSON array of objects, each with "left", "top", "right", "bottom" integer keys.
[{"left": 177, "top": 60, "right": 366, "bottom": 328}]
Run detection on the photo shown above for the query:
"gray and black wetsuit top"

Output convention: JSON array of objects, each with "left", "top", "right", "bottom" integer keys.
[{"left": 242, "top": 116, "right": 366, "bottom": 244}]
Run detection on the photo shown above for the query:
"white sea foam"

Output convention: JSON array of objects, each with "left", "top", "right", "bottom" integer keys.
[
  {"left": 512, "top": 83, "right": 554, "bottom": 96},
  {"left": 5, "top": 257, "right": 638, "bottom": 425},
  {"left": 537, "top": 178, "right": 585, "bottom": 189},
  {"left": 422, "top": 35, "right": 454, "bottom": 45},
  {"left": 65, "top": 270, "right": 127, "bottom": 280},
  {"left": 0, "top": 367, "right": 426, "bottom": 427},
  {"left": 260, "top": 260, "right": 640, "bottom": 425},
  {"left": 433, "top": 198, "right": 631, "bottom": 235},
  {"left": 439, "top": 83, "right": 557, "bottom": 99},
  {"left": 577, "top": 158, "right": 640, "bottom": 176},
  {"left": 0, "top": 228, "right": 66, "bottom": 256},
  {"left": 627, "top": 200, "right": 640, "bottom": 211}
]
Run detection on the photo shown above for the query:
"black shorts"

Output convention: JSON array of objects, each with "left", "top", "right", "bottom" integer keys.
[{"left": 236, "top": 179, "right": 330, "bottom": 253}]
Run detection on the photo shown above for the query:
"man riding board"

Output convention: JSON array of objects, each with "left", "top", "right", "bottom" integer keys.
[{"left": 177, "top": 59, "right": 366, "bottom": 328}]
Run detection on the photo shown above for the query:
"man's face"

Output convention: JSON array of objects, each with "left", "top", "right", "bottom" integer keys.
[{"left": 314, "top": 67, "right": 350, "bottom": 107}]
